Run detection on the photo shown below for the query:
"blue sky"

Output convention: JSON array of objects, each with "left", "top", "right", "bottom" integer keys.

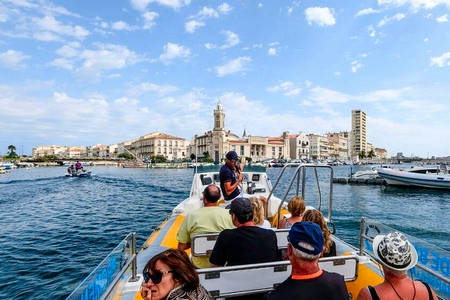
[{"left": 1, "top": 0, "right": 450, "bottom": 157}]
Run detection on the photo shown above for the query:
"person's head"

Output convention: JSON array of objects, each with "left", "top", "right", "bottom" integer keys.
[
  {"left": 225, "top": 151, "right": 239, "bottom": 167},
  {"left": 287, "top": 196, "right": 306, "bottom": 217},
  {"left": 249, "top": 197, "right": 265, "bottom": 226},
  {"left": 142, "top": 249, "right": 199, "bottom": 300},
  {"left": 373, "top": 231, "right": 418, "bottom": 276},
  {"left": 228, "top": 197, "right": 253, "bottom": 224},
  {"left": 203, "top": 184, "right": 221, "bottom": 204},
  {"left": 302, "top": 209, "right": 332, "bottom": 253},
  {"left": 287, "top": 222, "right": 324, "bottom": 261}
]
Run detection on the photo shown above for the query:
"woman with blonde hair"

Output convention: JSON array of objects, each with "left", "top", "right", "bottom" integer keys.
[
  {"left": 302, "top": 209, "right": 336, "bottom": 257},
  {"left": 278, "top": 196, "right": 305, "bottom": 229},
  {"left": 249, "top": 196, "right": 271, "bottom": 229}
]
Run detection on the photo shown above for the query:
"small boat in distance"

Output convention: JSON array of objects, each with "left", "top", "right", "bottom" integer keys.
[
  {"left": 65, "top": 170, "right": 92, "bottom": 177},
  {"left": 377, "top": 164, "right": 450, "bottom": 189}
]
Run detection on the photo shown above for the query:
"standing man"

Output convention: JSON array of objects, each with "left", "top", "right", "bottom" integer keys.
[
  {"left": 209, "top": 197, "right": 279, "bottom": 267},
  {"left": 219, "top": 150, "right": 243, "bottom": 201},
  {"left": 177, "top": 184, "right": 234, "bottom": 268},
  {"left": 264, "top": 222, "right": 348, "bottom": 300}
]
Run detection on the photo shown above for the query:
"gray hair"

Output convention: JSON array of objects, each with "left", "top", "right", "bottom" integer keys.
[{"left": 289, "top": 243, "right": 321, "bottom": 261}]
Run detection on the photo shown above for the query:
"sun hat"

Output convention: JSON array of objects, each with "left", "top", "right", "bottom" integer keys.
[
  {"left": 226, "top": 151, "right": 239, "bottom": 162},
  {"left": 372, "top": 231, "right": 418, "bottom": 271},
  {"left": 288, "top": 222, "right": 324, "bottom": 256},
  {"left": 227, "top": 197, "right": 253, "bottom": 217}
]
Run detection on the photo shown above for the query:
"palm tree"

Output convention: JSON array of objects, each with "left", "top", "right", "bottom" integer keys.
[
  {"left": 8, "top": 145, "right": 16, "bottom": 154},
  {"left": 368, "top": 150, "right": 375, "bottom": 159}
]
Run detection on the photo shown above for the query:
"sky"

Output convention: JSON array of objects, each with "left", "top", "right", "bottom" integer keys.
[{"left": 1, "top": 0, "right": 450, "bottom": 157}]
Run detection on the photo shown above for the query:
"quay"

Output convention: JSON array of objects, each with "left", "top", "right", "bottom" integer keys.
[{"left": 333, "top": 177, "right": 386, "bottom": 185}]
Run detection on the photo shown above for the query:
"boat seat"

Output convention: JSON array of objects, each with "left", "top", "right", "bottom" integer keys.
[
  {"left": 191, "top": 229, "right": 290, "bottom": 257},
  {"left": 197, "top": 255, "right": 358, "bottom": 298}
]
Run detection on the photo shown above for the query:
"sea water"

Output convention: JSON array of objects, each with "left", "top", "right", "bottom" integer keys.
[{"left": 0, "top": 166, "right": 448, "bottom": 299}]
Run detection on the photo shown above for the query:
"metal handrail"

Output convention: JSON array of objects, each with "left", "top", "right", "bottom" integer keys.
[
  {"left": 269, "top": 164, "right": 334, "bottom": 228},
  {"left": 358, "top": 218, "right": 450, "bottom": 285}
]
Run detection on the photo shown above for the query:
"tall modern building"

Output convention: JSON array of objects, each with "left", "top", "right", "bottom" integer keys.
[{"left": 351, "top": 109, "right": 367, "bottom": 158}]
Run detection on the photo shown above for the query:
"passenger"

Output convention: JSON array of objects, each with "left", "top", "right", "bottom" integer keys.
[
  {"left": 219, "top": 151, "right": 243, "bottom": 201},
  {"left": 140, "top": 249, "right": 211, "bottom": 300},
  {"left": 75, "top": 161, "right": 82, "bottom": 173},
  {"left": 249, "top": 196, "right": 271, "bottom": 229},
  {"left": 210, "top": 197, "right": 279, "bottom": 267},
  {"left": 302, "top": 209, "right": 336, "bottom": 257},
  {"left": 278, "top": 196, "right": 305, "bottom": 229},
  {"left": 177, "top": 184, "right": 234, "bottom": 268},
  {"left": 264, "top": 222, "right": 348, "bottom": 300},
  {"left": 357, "top": 231, "right": 438, "bottom": 300}
]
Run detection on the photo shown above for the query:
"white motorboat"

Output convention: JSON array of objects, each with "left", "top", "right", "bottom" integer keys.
[
  {"left": 351, "top": 169, "right": 379, "bottom": 180},
  {"left": 66, "top": 164, "right": 449, "bottom": 300},
  {"left": 65, "top": 170, "right": 92, "bottom": 177},
  {"left": 377, "top": 165, "right": 450, "bottom": 189}
]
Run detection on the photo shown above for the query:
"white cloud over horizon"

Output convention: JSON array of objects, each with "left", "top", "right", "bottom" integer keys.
[
  {"left": 159, "top": 42, "right": 191, "bottom": 64},
  {"left": 305, "top": 7, "right": 336, "bottom": 27},
  {"left": 0, "top": 49, "right": 30, "bottom": 69},
  {"left": 215, "top": 56, "right": 251, "bottom": 77}
]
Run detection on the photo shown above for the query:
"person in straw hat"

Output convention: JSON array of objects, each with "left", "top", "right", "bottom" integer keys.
[{"left": 357, "top": 231, "right": 437, "bottom": 300}]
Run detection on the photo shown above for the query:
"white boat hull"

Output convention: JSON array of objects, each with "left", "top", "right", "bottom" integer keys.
[{"left": 378, "top": 168, "right": 450, "bottom": 189}]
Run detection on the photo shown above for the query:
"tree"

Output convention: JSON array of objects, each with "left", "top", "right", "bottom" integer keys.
[
  {"left": 190, "top": 153, "right": 196, "bottom": 161},
  {"left": 5, "top": 145, "right": 18, "bottom": 159},
  {"left": 359, "top": 150, "right": 366, "bottom": 159},
  {"left": 368, "top": 150, "right": 375, "bottom": 159},
  {"left": 118, "top": 153, "right": 134, "bottom": 160},
  {"left": 203, "top": 151, "right": 210, "bottom": 158}
]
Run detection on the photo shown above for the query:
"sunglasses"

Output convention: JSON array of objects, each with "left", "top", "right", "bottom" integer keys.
[{"left": 143, "top": 270, "right": 173, "bottom": 284}]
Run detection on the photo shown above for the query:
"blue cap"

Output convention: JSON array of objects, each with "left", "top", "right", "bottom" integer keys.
[
  {"left": 288, "top": 222, "right": 324, "bottom": 256},
  {"left": 227, "top": 197, "right": 253, "bottom": 217},
  {"left": 226, "top": 151, "right": 239, "bottom": 161}
]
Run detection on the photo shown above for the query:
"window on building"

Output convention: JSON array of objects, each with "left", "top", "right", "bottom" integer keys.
[
  {"left": 240, "top": 145, "right": 244, "bottom": 155},
  {"left": 232, "top": 145, "right": 236, "bottom": 151}
]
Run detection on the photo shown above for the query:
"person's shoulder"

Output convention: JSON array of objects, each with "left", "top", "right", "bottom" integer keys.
[
  {"left": 321, "top": 270, "right": 346, "bottom": 286},
  {"left": 263, "top": 278, "right": 294, "bottom": 299}
]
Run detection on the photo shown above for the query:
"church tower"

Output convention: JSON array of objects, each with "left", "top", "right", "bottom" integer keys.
[{"left": 214, "top": 101, "right": 225, "bottom": 131}]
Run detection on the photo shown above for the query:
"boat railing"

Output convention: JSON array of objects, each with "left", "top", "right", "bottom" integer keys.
[
  {"left": 359, "top": 218, "right": 450, "bottom": 300},
  {"left": 267, "top": 163, "right": 333, "bottom": 227},
  {"left": 66, "top": 232, "right": 138, "bottom": 300}
]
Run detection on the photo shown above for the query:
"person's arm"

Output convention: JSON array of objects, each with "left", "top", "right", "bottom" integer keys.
[
  {"left": 177, "top": 242, "right": 190, "bottom": 251},
  {"left": 356, "top": 287, "right": 371, "bottom": 300},
  {"left": 223, "top": 176, "right": 242, "bottom": 196},
  {"left": 209, "top": 232, "right": 228, "bottom": 267}
]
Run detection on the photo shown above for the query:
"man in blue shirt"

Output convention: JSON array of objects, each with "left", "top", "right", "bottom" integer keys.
[{"left": 219, "top": 151, "right": 243, "bottom": 200}]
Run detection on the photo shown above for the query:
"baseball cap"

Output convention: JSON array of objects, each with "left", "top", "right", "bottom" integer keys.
[
  {"left": 226, "top": 151, "right": 239, "bottom": 161},
  {"left": 227, "top": 197, "right": 253, "bottom": 217},
  {"left": 288, "top": 222, "right": 324, "bottom": 256}
]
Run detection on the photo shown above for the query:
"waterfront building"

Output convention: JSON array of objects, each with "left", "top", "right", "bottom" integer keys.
[
  {"left": 308, "top": 134, "right": 329, "bottom": 160},
  {"left": 131, "top": 132, "right": 188, "bottom": 161},
  {"left": 351, "top": 109, "right": 367, "bottom": 158},
  {"left": 375, "top": 148, "right": 388, "bottom": 159},
  {"left": 32, "top": 145, "right": 68, "bottom": 158},
  {"left": 289, "top": 132, "right": 310, "bottom": 160},
  {"left": 327, "top": 132, "right": 350, "bottom": 160},
  {"left": 189, "top": 103, "right": 290, "bottom": 162}
]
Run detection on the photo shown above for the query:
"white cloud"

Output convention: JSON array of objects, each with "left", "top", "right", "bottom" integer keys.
[
  {"left": 258, "top": 3, "right": 263, "bottom": 8},
  {"left": 55, "top": 42, "right": 80, "bottom": 57},
  {"left": 436, "top": 14, "right": 448, "bottom": 22},
  {"left": 142, "top": 11, "right": 159, "bottom": 29},
  {"left": 377, "top": 0, "right": 450, "bottom": 11},
  {"left": 220, "top": 30, "right": 239, "bottom": 49},
  {"left": 0, "top": 50, "right": 29, "bottom": 69},
  {"left": 377, "top": 13, "right": 405, "bottom": 27},
  {"left": 305, "top": 7, "right": 336, "bottom": 27},
  {"left": 424, "top": 37, "right": 429, "bottom": 42},
  {"left": 351, "top": 60, "right": 363, "bottom": 73},
  {"left": 430, "top": 52, "right": 450, "bottom": 67},
  {"left": 268, "top": 48, "right": 277, "bottom": 56},
  {"left": 355, "top": 8, "right": 380, "bottom": 17},
  {"left": 32, "top": 15, "right": 89, "bottom": 40},
  {"left": 368, "top": 25, "right": 377, "bottom": 37},
  {"left": 159, "top": 43, "right": 191, "bottom": 64},
  {"left": 185, "top": 20, "right": 204, "bottom": 33},
  {"left": 195, "top": 7, "right": 219, "bottom": 19},
  {"left": 127, "top": 82, "right": 179, "bottom": 96},
  {"left": 215, "top": 56, "right": 251, "bottom": 77},
  {"left": 267, "top": 81, "right": 302, "bottom": 97},
  {"left": 218, "top": 3, "right": 232, "bottom": 14},
  {"left": 49, "top": 57, "right": 73, "bottom": 70},
  {"left": 76, "top": 44, "right": 142, "bottom": 78},
  {"left": 204, "top": 43, "right": 217, "bottom": 49},
  {"left": 130, "top": 0, "right": 190, "bottom": 11},
  {"left": 111, "top": 20, "right": 137, "bottom": 31}
]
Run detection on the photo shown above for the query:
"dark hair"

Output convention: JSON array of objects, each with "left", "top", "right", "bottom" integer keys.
[
  {"left": 143, "top": 249, "right": 199, "bottom": 291},
  {"left": 203, "top": 184, "right": 221, "bottom": 203},
  {"left": 231, "top": 211, "right": 253, "bottom": 223}
]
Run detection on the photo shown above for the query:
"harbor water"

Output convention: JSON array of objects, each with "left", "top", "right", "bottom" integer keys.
[{"left": 0, "top": 166, "right": 448, "bottom": 299}]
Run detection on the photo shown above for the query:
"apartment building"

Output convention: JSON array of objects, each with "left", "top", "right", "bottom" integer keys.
[
  {"left": 289, "top": 132, "right": 310, "bottom": 160},
  {"left": 132, "top": 132, "right": 188, "bottom": 161},
  {"left": 327, "top": 132, "right": 349, "bottom": 160},
  {"left": 351, "top": 109, "right": 367, "bottom": 158},
  {"left": 308, "top": 134, "right": 329, "bottom": 160},
  {"left": 32, "top": 145, "right": 68, "bottom": 158}
]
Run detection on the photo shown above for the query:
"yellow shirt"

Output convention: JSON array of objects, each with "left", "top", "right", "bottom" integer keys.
[{"left": 177, "top": 206, "right": 234, "bottom": 268}]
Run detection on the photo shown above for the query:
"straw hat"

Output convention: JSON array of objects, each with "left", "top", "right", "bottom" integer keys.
[{"left": 373, "top": 231, "right": 418, "bottom": 272}]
